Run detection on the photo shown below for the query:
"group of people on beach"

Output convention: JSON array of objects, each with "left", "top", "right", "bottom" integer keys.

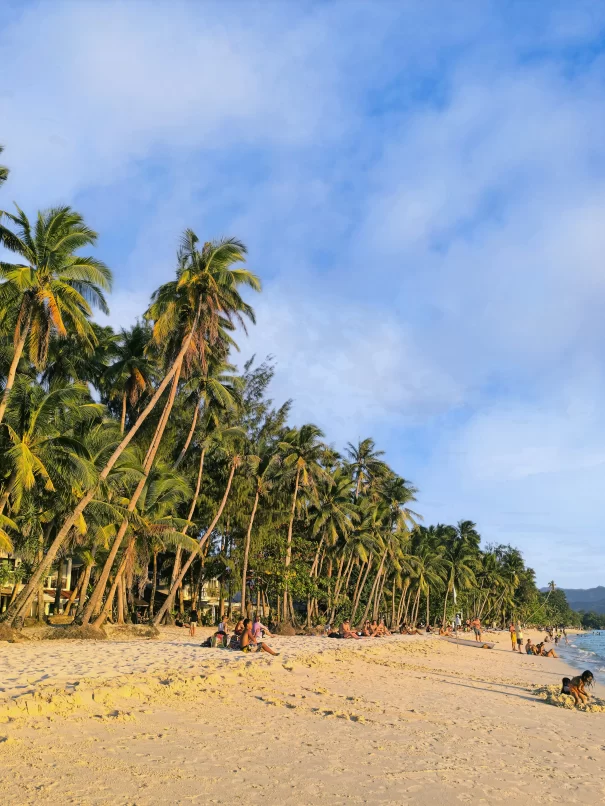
[
  {"left": 203, "top": 615, "right": 280, "bottom": 656},
  {"left": 508, "top": 621, "right": 561, "bottom": 657}
]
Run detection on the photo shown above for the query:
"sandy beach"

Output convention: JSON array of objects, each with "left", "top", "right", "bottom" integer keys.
[{"left": 1, "top": 628, "right": 604, "bottom": 805}]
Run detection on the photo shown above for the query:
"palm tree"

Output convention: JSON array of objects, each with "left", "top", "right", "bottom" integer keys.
[
  {"left": 0, "top": 205, "right": 112, "bottom": 424},
  {"left": 277, "top": 424, "right": 329, "bottom": 621},
  {"left": 105, "top": 322, "right": 157, "bottom": 433},
  {"left": 2, "top": 229, "right": 258, "bottom": 627},
  {"left": 240, "top": 439, "right": 279, "bottom": 617},
  {"left": 441, "top": 522, "right": 478, "bottom": 626},
  {"left": 0, "top": 380, "right": 102, "bottom": 517},
  {"left": 174, "top": 354, "right": 241, "bottom": 468},
  {"left": 345, "top": 438, "right": 388, "bottom": 499}
]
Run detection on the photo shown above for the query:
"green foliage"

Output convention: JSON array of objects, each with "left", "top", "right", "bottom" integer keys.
[{"left": 0, "top": 206, "right": 554, "bottom": 630}]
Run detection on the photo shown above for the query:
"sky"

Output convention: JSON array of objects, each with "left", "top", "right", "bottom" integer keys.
[{"left": 2, "top": 1, "right": 605, "bottom": 588}]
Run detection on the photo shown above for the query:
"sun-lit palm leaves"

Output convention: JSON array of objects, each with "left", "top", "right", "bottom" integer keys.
[
  {"left": 146, "top": 230, "right": 259, "bottom": 373},
  {"left": 0, "top": 205, "right": 111, "bottom": 424},
  {"left": 104, "top": 322, "right": 157, "bottom": 433}
]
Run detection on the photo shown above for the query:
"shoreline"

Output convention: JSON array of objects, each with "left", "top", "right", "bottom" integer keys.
[{"left": 2, "top": 627, "right": 605, "bottom": 804}]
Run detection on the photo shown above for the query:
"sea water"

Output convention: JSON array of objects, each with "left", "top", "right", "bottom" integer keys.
[{"left": 558, "top": 632, "right": 605, "bottom": 681}]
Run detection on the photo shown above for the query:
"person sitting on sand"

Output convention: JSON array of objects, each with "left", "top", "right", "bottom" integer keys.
[
  {"left": 361, "top": 620, "right": 373, "bottom": 637},
  {"left": 252, "top": 616, "right": 272, "bottom": 640},
  {"left": 340, "top": 619, "right": 362, "bottom": 639},
  {"left": 228, "top": 619, "right": 245, "bottom": 649},
  {"left": 379, "top": 618, "right": 391, "bottom": 636},
  {"left": 218, "top": 615, "right": 231, "bottom": 635},
  {"left": 525, "top": 638, "right": 535, "bottom": 655},
  {"left": 239, "top": 619, "right": 280, "bottom": 655},
  {"left": 564, "top": 670, "right": 594, "bottom": 706}
]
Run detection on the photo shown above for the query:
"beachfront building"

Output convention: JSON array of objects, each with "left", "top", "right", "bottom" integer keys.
[{"left": 0, "top": 551, "right": 76, "bottom": 618}]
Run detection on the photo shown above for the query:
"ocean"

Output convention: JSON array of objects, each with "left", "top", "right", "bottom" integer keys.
[{"left": 558, "top": 631, "right": 605, "bottom": 681}]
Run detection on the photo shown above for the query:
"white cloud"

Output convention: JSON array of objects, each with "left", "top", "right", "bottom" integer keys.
[{"left": 242, "top": 282, "right": 462, "bottom": 443}]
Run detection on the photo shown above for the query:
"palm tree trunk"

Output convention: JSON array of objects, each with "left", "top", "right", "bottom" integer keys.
[
  {"left": 93, "top": 537, "right": 134, "bottom": 628},
  {"left": 397, "top": 579, "right": 410, "bottom": 627},
  {"left": 0, "top": 308, "right": 31, "bottom": 426},
  {"left": 73, "top": 560, "right": 95, "bottom": 621},
  {"left": 351, "top": 555, "right": 373, "bottom": 622},
  {"left": 328, "top": 553, "right": 347, "bottom": 622},
  {"left": 442, "top": 579, "right": 451, "bottom": 627},
  {"left": 152, "top": 459, "right": 237, "bottom": 625},
  {"left": 174, "top": 396, "right": 200, "bottom": 468},
  {"left": 426, "top": 586, "right": 430, "bottom": 626},
  {"left": 241, "top": 490, "right": 259, "bottom": 616},
  {"left": 358, "top": 552, "right": 386, "bottom": 627},
  {"left": 64, "top": 571, "right": 84, "bottom": 617},
  {"left": 116, "top": 576, "right": 125, "bottom": 624},
  {"left": 120, "top": 391, "right": 127, "bottom": 434},
  {"left": 168, "top": 446, "right": 205, "bottom": 611},
  {"left": 81, "top": 361, "right": 184, "bottom": 625},
  {"left": 343, "top": 553, "right": 355, "bottom": 594},
  {"left": 310, "top": 536, "right": 324, "bottom": 577},
  {"left": 373, "top": 570, "right": 387, "bottom": 621},
  {"left": 1, "top": 315, "right": 201, "bottom": 627},
  {"left": 283, "top": 466, "right": 301, "bottom": 619},
  {"left": 149, "top": 551, "right": 158, "bottom": 617},
  {"left": 0, "top": 469, "right": 17, "bottom": 517}
]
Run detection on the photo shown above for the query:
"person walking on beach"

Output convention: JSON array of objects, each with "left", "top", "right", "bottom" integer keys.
[
  {"left": 509, "top": 622, "right": 517, "bottom": 651},
  {"left": 189, "top": 608, "right": 199, "bottom": 637},
  {"left": 471, "top": 617, "right": 482, "bottom": 642},
  {"left": 515, "top": 621, "right": 523, "bottom": 653}
]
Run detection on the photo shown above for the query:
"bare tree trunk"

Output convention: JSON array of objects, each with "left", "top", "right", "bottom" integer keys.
[
  {"left": 152, "top": 459, "right": 237, "bottom": 625},
  {"left": 93, "top": 537, "right": 134, "bottom": 628},
  {"left": 240, "top": 490, "right": 259, "bottom": 616},
  {"left": 64, "top": 571, "right": 84, "bottom": 617},
  {"left": 174, "top": 396, "right": 200, "bottom": 469},
  {"left": 73, "top": 560, "right": 94, "bottom": 621},
  {"left": 81, "top": 362, "right": 184, "bottom": 625},
  {"left": 329, "top": 554, "right": 345, "bottom": 621},
  {"left": 120, "top": 391, "right": 127, "bottom": 434},
  {"left": 149, "top": 551, "right": 158, "bottom": 617},
  {"left": 117, "top": 576, "right": 125, "bottom": 624},
  {"left": 283, "top": 467, "right": 301, "bottom": 619},
  {"left": 442, "top": 580, "right": 450, "bottom": 627},
  {"left": 358, "top": 552, "right": 386, "bottom": 627},
  {"left": 351, "top": 555, "right": 373, "bottom": 622},
  {"left": 168, "top": 446, "right": 206, "bottom": 620},
  {"left": 0, "top": 309, "right": 31, "bottom": 426},
  {"left": 373, "top": 570, "right": 387, "bottom": 621}
]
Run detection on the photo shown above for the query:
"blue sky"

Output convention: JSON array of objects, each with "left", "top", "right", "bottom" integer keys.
[{"left": 3, "top": 1, "right": 605, "bottom": 587}]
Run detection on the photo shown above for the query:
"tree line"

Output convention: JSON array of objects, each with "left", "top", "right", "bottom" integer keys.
[{"left": 0, "top": 147, "right": 564, "bottom": 631}]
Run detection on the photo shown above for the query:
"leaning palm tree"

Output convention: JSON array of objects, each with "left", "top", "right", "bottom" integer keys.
[
  {"left": 277, "top": 424, "right": 329, "bottom": 620},
  {"left": 2, "top": 229, "right": 259, "bottom": 627},
  {"left": 0, "top": 205, "right": 112, "bottom": 424}
]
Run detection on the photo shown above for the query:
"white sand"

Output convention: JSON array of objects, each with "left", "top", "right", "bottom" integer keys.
[{"left": 1, "top": 627, "right": 604, "bottom": 804}]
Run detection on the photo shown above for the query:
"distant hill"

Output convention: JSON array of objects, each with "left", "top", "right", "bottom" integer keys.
[{"left": 542, "top": 586, "right": 605, "bottom": 614}]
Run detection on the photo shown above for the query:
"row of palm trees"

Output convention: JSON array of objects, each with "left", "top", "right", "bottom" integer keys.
[{"left": 0, "top": 162, "right": 543, "bottom": 630}]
